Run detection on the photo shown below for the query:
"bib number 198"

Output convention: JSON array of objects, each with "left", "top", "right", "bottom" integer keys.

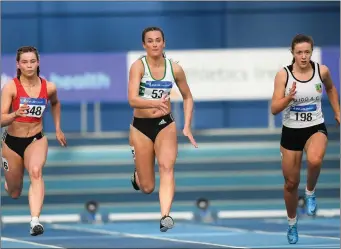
[{"left": 295, "top": 112, "right": 312, "bottom": 121}]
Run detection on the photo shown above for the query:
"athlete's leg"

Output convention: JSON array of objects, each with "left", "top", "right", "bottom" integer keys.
[
  {"left": 281, "top": 147, "right": 303, "bottom": 219},
  {"left": 304, "top": 131, "right": 328, "bottom": 215},
  {"left": 1, "top": 143, "right": 24, "bottom": 198},
  {"left": 130, "top": 125, "right": 155, "bottom": 194},
  {"left": 281, "top": 146, "right": 302, "bottom": 244},
  {"left": 23, "top": 136, "right": 48, "bottom": 235},
  {"left": 154, "top": 122, "right": 177, "bottom": 231},
  {"left": 129, "top": 125, "right": 141, "bottom": 188}
]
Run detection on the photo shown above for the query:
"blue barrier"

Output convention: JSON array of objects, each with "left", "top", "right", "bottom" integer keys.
[{"left": 42, "top": 99, "right": 338, "bottom": 133}]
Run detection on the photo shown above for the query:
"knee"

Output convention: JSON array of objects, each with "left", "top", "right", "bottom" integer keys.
[
  {"left": 140, "top": 184, "right": 155, "bottom": 194},
  {"left": 5, "top": 181, "right": 22, "bottom": 199},
  {"left": 284, "top": 178, "right": 300, "bottom": 192},
  {"left": 158, "top": 162, "right": 174, "bottom": 174},
  {"left": 7, "top": 187, "right": 22, "bottom": 199},
  {"left": 29, "top": 166, "right": 43, "bottom": 180},
  {"left": 10, "top": 190, "right": 22, "bottom": 199},
  {"left": 307, "top": 155, "right": 323, "bottom": 168}
]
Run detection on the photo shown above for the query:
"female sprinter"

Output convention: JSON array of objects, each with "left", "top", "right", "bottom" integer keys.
[
  {"left": 271, "top": 34, "right": 340, "bottom": 244},
  {"left": 128, "top": 27, "right": 197, "bottom": 232},
  {"left": 1, "top": 46, "right": 67, "bottom": 236}
]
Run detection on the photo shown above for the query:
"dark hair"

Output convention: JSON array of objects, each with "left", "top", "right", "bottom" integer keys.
[
  {"left": 290, "top": 34, "right": 314, "bottom": 65},
  {"left": 141, "top": 26, "right": 166, "bottom": 58},
  {"left": 16, "top": 46, "right": 40, "bottom": 78}
]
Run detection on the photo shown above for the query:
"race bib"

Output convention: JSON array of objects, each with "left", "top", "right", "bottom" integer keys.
[
  {"left": 2, "top": 157, "right": 9, "bottom": 171},
  {"left": 290, "top": 104, "right": 317, "bottom": 122},
  {"left": 20, "top": 97, "right": 47, "bottom": 118},
  {"left": 142, "top": 81, "right": 172, "bottom": 99}
]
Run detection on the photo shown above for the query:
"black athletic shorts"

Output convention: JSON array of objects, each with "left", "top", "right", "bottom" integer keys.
[
  {"left": 2, "top": 130, "right": 44, "bottom": 158},
  {"left": 280, "top": 123, "right": 328, "bottom": 151},
  {"left": 132, "top": 113, "right": 174, "bottom": 143}
]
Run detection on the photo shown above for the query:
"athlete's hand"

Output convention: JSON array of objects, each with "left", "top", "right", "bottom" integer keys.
[
  {"left": 287, "top": 82, "right": 297, "bottom": 100},
  {"left": 183, "top": 126, "right": 198, "bottom": 148},
  {"left": 56, "top": 129, "right": 67, "bottom": 147},
  {"left": 14, "top": 104, "right": 29, "bottom": 117},
  {"left": 156, "top": 94, "right": 169, "bottom": 115}
]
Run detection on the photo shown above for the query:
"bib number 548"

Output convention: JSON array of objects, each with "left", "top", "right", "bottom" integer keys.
[{"left": 22, "top": 106, "right": 43, "bottom": 116}]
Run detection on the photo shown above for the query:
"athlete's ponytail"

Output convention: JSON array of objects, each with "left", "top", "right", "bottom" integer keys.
[
  {"left": 162, "top": 51, "right": 179, "bottom": 64},
  {"left": 17, "top": 69, "right": 21, "bottom": 78}
]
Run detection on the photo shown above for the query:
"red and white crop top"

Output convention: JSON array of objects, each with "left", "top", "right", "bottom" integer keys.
[{"left": 11, "top": 77, "right": 49, "bottom": 123}]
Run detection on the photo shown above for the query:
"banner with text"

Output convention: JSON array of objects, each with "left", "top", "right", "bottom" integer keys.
[
  {"left": 1, "top": 53, "right": 128, "bottom": 102},
  {"left": 128, "top": 47, "right": 322, "bottom": 101}
]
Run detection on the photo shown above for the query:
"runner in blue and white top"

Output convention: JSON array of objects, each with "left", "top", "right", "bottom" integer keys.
[{"left": 271, "top": 34, "right": 340, "bottom": 245}]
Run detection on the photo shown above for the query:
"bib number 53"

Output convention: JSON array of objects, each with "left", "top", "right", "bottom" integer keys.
[{"left": 152, "top": 89, "right": 164, "bottom": 99}]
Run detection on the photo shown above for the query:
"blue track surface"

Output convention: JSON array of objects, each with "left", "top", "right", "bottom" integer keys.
[{"left": 2, "top": 217, "right": 340, "bottom": 248}]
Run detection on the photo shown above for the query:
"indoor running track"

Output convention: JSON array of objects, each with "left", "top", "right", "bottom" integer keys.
[{"left": 2, "top": 217, "right": 339, "bottom": 248}]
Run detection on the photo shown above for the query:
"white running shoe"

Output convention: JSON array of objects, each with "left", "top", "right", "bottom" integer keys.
[{"left": 30, "top": 221, "right": 44, "bottom": 236}]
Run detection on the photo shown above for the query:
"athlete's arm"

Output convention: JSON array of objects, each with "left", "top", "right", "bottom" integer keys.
[
  {"left": 1, "top": 81, "right": 19, "bottom": 127},
  {"left": 48, "top": 82, "right": 67, "bottom": 146},
  {"left": 128, "top": 60, "right": 167, "bottom": 110},
  {"left": 320, "top": 65, "right": 340, "bottom": 118},
  {"left": 47, "top": 82, "right": 62, "bottom": 132},
  {"left": 271, "top": 69, "right": 294, "bottom": 115},
  {"left": 173, "top": 62, "right": 194, "bottom": 129}
]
